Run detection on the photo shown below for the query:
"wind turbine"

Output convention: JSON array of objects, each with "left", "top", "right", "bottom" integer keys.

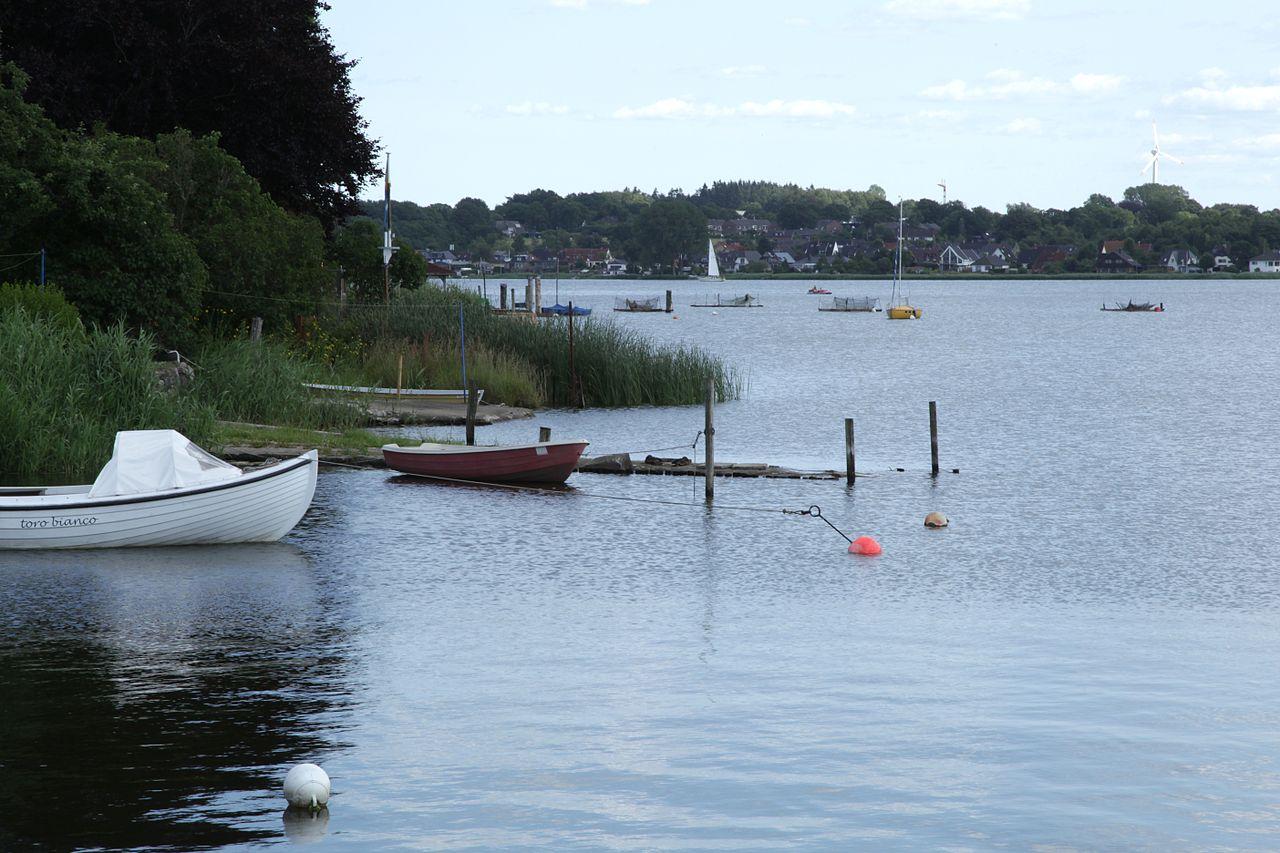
[
  {"left": 937, "top": 179, "right": 947, "bottom": 204},
  {"left": 1141, "top": 121, "right": 1183, "bottom": 184}
]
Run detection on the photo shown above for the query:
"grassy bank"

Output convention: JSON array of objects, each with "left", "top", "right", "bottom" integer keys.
[
  {"left": 0, "top": 311, "right": 214, "bottom": 479},
  {"left": 211, "top": 422, "right": 425, "bottom": 453},
  {"left": 341, "top": 287, "right": 741, "bottom": 407}
]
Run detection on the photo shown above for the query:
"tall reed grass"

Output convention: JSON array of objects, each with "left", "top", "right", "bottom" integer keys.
[
  {"left": 342, "top": 287, "right": 741, "bottom": 407},
  {"left": 0, "top": 311, "right": 214, "bottom": 479},
  {"left": 190, "top": 339, "right": 365, "bottom": 430}
]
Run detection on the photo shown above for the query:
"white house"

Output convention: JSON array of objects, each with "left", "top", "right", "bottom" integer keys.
[
  {"left": 1248, "top": 251, "right": 1280, "bottom": 273},
  {"left": 1164, "top": 248, "right": 1200, "bottom": 273}
]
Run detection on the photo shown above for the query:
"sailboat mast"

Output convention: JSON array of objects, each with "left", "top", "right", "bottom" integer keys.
[{"left": 896, "top": 198, "right": 903, "bottom": 285}]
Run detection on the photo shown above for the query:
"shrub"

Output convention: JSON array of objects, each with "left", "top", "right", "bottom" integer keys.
[{"left": 0, "top": 281, "right": 81, "bottom": 332}]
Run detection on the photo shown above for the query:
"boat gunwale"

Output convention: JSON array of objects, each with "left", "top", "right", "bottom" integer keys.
[{"left": 0, "top": 454, "right": 315, "bottom": 512}]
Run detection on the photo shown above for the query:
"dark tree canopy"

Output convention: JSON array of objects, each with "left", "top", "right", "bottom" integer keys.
[{"left": 0, "top": 0, "right": 377, "bottom": 231}]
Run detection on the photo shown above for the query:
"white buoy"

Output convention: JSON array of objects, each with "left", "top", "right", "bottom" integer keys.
[{"left": 283, "top": 763, "right": 331, "bottom": 810}]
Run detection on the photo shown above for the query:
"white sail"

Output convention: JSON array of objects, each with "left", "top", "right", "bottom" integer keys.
[{"left": 706, "top": 239, "right": 721, "bottom": 279}]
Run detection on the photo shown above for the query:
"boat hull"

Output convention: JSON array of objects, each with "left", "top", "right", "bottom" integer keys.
[
  {"left": 0, "top": 453, "right": 318, "bottom": 549},
  {"left": 888, "top": 305, "right": 922, "bottom": 319},
  {"left": 383, "top": 441, "right": 588, "bottom": 484}
]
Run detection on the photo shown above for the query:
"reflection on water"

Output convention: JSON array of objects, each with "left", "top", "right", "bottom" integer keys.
[
  {"left": 0, "top": 544, "right": 353, "bottom": 849},
  {"left": 3, "top": 280, "right": 1280, "bottom": 848}
]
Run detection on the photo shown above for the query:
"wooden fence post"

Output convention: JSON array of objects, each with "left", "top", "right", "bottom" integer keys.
[
  {"left": 929, "top": 400, "right": 939, "bottom": 477},
  {"left": 466, "top": 380, "right": 478, "bottom": 446},
  {"left": 845, "top": 417, "right": 856, "bottom": 485},
  {"left": 538, "top": 426, "right": 551, "bottom": 443},
  {"left": 250, "top": 316, "right": 262, "bottom": 342},
  {"left": 704, "top": 378, "right": 715, "bottom": 503}
]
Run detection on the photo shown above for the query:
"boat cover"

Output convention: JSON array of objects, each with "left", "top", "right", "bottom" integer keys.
[{"left": 89, "top": 430, "right": 242, "bottom": 497}]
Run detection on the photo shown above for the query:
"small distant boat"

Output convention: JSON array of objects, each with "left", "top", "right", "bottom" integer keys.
[
  {"left": 807, "top": 286, "right": 832, "bottom": 295},
  {"left": 0, "top": 430, "right": 317, "bottom": 549},
  {"left": 819, "top": 296, "right": 882, "bottom": 312},
  {"left": 382, "top": 439, "right": 590, "bottom": 484},
  {"left": 690, "top": 293, "right": 763, "bottom": 308},
  {"left": 541, "top": 303, "right": 591, "bottom": 316},
  {"left": 1102, "top": 300, "right": 1164, "bottom": 312},
  {"left": 887, "top": 198, "right": 922, "bottom": 320},
  {"left": 614, "top": 296, "right": 665, "bottom": 312},
  {"left": 698, "top": 239, "right": 725, "bottom": 282},
  {"left": 304, "top": 383, "right": 483, "bottom": 406}
]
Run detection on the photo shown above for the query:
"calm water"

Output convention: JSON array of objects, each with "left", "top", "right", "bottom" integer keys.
[{"left": 3, "top": 279, "right": 1280, "bottom": 850}]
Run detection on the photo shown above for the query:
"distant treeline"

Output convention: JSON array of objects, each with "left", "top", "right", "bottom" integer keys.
[{"left": 362, "top": 182, "right": 1280, "bottom": 272}]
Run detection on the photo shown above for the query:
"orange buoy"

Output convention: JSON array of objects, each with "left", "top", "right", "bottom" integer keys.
[{"left": 848, "top": 535, "right": 881, "bottom": 556}]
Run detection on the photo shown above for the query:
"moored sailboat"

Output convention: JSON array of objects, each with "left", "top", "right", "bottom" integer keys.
[
  {"left": 887, "top": 198, "right": 922, "bottom": 320},
  {"left": 698, "top": 239, "right": 724, "bottom": 282}
]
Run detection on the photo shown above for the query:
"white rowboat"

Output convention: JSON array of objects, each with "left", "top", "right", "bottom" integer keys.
[{"left": 0, "top": 431, "right": 318, "bottom": 549}]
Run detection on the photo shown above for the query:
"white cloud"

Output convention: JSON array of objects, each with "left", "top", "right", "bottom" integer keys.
[
  {"left": 1234, "top": 134, "right": 1280, "bottom": 150},
  {"left": 550, "top": 0, "right": 649, "bottom": 7},
  {"left": 922, "top": 69, "right": 1123, "bottom": 100},
  {"left": 1166, "top": 82, "right": 1280, "bottom": 112},
  {"left": 884, "top": 0, "right": 1030, "bottom": 21},
  {"left": 505, "top": 101, "right": 570, "bottom": 116},
  {"left": 1001, "top": 117, "right": 1042, "bottom": 134},
  {"left": 719, "top": 65, "right": 767, "bottom": 78},
  {"left": 613, "top": 98, "right": 855, "bottom": 120},
  {"left": 784, "top": 16, "right": 811, "bottom": 26},
  {"left": 1069, "top": 73, "right": 1124, "bottom": 94},
  {"left": 1133, "top": 108, "right": 1152, "bottom": 119}
]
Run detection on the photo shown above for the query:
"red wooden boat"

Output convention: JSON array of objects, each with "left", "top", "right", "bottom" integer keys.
[{"left": 381, "top": 440, "right": 590, "bottom": 484}]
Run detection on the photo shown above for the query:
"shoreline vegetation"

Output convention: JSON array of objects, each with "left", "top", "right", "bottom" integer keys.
[{"left": 496, "top": 271, "right": 1280, "bottom": 281}]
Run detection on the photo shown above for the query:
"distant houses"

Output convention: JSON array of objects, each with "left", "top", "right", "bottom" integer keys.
[
  {"left": 1248, "top": 250, "right": 1280, "bottom": 273},
  {"left": 414, "top": 211, "right": 1275, "bottom": 279}
]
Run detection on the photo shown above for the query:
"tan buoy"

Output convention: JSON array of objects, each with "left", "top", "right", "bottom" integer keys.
[{"left": 924, "top": 511, "right": 949, "bottom": 528}]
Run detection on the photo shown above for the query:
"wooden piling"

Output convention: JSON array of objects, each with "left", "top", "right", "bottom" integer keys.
[
  {"left": 704, "top": 378, "right": 715, "bottom": 503},
  {"left": 929, "top": 400, "right": 939, "bottom": 477},
  {"left": 844, "top": 417, "right": 856, "bottom": 484},
  {"left": 535, "top": 277, "right": 543, "bottom": 315},
  {"left": 665, "top": 290, "right": 673, "bottom": 313},
  {"left": 500, "top": 283, "right": 507, "bottom": 310},
  {"left": 465, "top": 380, "right": 478, "bottom": 446},
  {"left": 396, "top": 354, "right": 404, "bottom": 408},
  {"left": 250, "top": 316, "right": 262, "bottom": 342},
  {"left": 538, "top": 426, "right": 551, "bottom": 443},
  {"left": 525, "top": 281, "right": 534, "bottom": 315}
]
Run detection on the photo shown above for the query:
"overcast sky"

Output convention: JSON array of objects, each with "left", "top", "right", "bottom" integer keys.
[{"left": 322, "top": 0, "right": 1280, "bottom": 212}]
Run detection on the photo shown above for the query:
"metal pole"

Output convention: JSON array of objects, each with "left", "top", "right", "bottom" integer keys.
[
  {"left": 704, "top": 378, "right": 715, "bottom": 503},
  {"left": 39, "top": 247, "right": 46, "bottom": 285},
  {"left": 568, "top": 301, "right": 579, "bottom": 408}
]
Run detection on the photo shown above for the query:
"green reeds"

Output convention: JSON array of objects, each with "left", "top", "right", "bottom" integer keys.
[
  {"left": 0, "top": 311, "right": 214, "bottom": 479},
  {"left": 342, "top": 287, "right": 740, "bottom": 407},
  {"left": 190, "top": 339, "right": 365, "bottom": 430}
]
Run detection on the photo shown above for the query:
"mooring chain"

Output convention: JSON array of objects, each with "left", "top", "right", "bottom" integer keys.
[{"left": 782, "top": 504, "right": 853, "bottom": 543}]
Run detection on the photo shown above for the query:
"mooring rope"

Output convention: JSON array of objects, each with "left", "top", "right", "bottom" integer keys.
[{"left": 308, "top": 458, "right": 853, "bottom": 541}]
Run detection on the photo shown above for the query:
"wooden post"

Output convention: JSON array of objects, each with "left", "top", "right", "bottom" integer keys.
[
  {"left": 535, "top": 277, "right": 543, "bottom": 315},
  {"left": 665, "top": 289, "right": 673, "bottom": 313},
  {"left": 396, "top": 354, "right": 404, "bottom": 408},
  {"left": 525, "top": 281, "right": 534, "bottom": 315},
  {"left": 500, "top": 283, "right": 507, "bottom": 310},
  {"left": 929, "top": 400, "right": 939, "bottom": 477},
  {"left": 539, "top": 426, "right": 551, "bottom": 443},
  {"left": 465, "top": 380, "right": 478, "bottom": 446},
  {"left": 845, "top": 417, "right": 856, "bottom": 485},
  {"left": 704, "top": 378, "right": 715, "bottom": 503},
  {"left": 250, "top": 316, "right": 262, "bottom": 342}
]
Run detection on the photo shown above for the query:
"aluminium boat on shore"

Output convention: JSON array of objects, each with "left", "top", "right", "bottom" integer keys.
[
  {"left": 382, "top": 439, "right": 589, "bottom": 484},
  {"left": 0, "top": 430, "right": 317, "bottom": 549},
  {"left": 304, "top": 383, "right": 483, "bottom": 406}
]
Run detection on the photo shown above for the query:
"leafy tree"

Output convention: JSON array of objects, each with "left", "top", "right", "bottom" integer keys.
[
  {"left": 110, "top": 129, "right": 329, "bottom": 334},
  {"left": 630, "top": 199, "right": 707, "bottom": 271},
  {"left": 0, "top": 64, "right": 205, "bottom": 342},
  {"left": 1122, "top": 184, "right": 1199, "bottom": 225},
  {"left": 0, "top": 0, "right": 377, "bottom": 231},
  {"left": 451, "top": 197, "right": 494, "bottom": 248},
  {"left": 328, "top": 218, "right": 426, "bottom": 300}
]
